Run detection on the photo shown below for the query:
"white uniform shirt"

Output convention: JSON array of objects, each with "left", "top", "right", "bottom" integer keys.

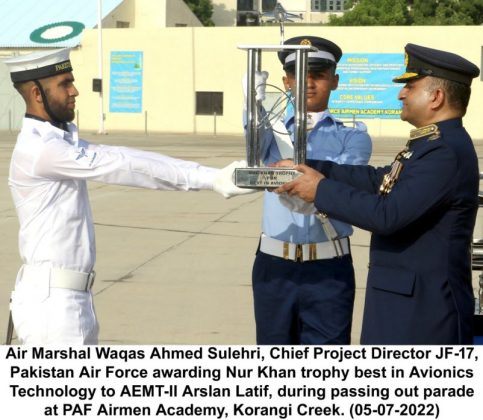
[{"left": 9, "top": 117, "right": 218, "bottom": 273}]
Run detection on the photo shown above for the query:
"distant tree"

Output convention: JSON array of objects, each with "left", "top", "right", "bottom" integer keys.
[
  {"left": 329, "top": 0, "right": 410, "bottom": 25},
  {"left": 411, "top": 0, "right": 483, "bottom": 25},
  {"left": 329, "top": 0, "right": 483, "bottom": 25},
  {"left": 184, "top": 0, "right": 214, "bottom": 26}
]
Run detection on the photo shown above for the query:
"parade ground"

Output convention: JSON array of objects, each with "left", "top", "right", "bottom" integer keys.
[{"left": 1, "top": 130, "right": 482, "bottom": 345}]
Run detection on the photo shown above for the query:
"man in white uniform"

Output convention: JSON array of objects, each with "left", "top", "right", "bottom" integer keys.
[{"left": 4, "top": 48, "right": 250, "bottom": 345}]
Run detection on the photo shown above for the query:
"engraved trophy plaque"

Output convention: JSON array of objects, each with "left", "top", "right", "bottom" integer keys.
[{"left": 235, "top": 43, "right": 316, "bottom": 188}]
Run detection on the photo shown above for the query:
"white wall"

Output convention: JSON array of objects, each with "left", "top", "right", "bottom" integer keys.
[
  {"left": 68, "top": 25, "right": 483, "bottom": 140},
  {"left": 1, "top": 25, "right": 482, "bottom": 140}
]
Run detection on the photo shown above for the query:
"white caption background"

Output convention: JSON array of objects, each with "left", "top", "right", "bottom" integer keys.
[{"left": 1, "top": 345, "right": 481, "bottom": 419}]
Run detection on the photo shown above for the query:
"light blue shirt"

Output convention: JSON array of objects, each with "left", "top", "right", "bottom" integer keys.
[{"left": 261, "top": 110, "right": 372, "bottom": 244}]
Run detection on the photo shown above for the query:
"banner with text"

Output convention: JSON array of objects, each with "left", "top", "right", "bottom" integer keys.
[
  {"left": 329, "top": 53, "right": 405, "bottom": 119},
  {"left": 109, "top": 51, "right": 143, "bottom": 113}
]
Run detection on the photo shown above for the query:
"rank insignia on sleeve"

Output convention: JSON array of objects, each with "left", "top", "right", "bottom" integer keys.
[
  {"left": 380, "top": 160, "right": 403, "bottom": 195},
  {"left": 379, "top": 147, "right": 412, "bottom": 195}
]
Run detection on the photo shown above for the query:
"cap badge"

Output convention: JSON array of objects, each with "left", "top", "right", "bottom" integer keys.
[{"left": 300, "top": 39, "right": 312, "bottom": 46}]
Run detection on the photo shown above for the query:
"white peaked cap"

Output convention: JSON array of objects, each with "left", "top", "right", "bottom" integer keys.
[{"left": 4, "top": 48, "right": 72, "bottom": 83}]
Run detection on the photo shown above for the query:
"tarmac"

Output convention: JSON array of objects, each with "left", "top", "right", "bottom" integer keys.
[{"left": 0, "top": 130, "right": 482, "bottom": 345}]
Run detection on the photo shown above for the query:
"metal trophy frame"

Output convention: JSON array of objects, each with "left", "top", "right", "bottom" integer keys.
[{"left": 235, "top": 44, "right": 317, "bottom": 188}]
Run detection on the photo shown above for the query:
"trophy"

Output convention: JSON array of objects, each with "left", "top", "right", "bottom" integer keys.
[{"left": 235, "top": 43, "right": 316, "bottom": 188}]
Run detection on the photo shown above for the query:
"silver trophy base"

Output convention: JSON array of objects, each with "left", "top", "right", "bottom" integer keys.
[{"left": 235, "top": 167, "right": 301, "bottom": 189}]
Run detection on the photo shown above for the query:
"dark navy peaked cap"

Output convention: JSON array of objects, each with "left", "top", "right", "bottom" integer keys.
[
  {"left": 393, "top": 43, "right": 480, "bottom": 86},
  {"left": 278, "top": 36, "right": 342, "bottom": 72}
]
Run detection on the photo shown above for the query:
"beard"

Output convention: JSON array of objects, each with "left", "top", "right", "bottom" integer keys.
[{"left": 44, "top": 90, "right": 75, "bottom": 122}]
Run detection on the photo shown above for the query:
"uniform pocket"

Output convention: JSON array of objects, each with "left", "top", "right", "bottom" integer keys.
[{"left": 369, "top": 265, "right": 416, "bottom": 296}]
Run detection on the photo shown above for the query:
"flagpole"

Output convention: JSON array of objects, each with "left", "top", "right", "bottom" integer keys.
[{"left": 97, "top": 0, "right": 105, "bottom": 134}]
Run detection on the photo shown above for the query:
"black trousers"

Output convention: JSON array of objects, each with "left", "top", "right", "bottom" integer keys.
[{"left": 252, "top": 251, "right": 355, "bottom": 345}]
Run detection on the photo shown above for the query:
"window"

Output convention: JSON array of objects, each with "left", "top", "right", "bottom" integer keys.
[
  {"left": 328, "top": 0, "right": 346, "bottom": 11},
  {"left": 116, "top": 21, "right": 130, "bottom": 28},
  {"left": 237, "top": 11, "right": 259, "bottom": 26},
  {"left": 237, "top": 0, "right": 258, "bottom": 25},
  {"left": 312, "top": 0, "right": 326, "bottom": 11},
  {"left": 312, "top": 0, "right": 345, "bottom": 11},
  {"left": 237, "top": 0, "right": 254, "bottom": 11},
  {"left": 262, "top": 0, "right": 277, "bottom": 12},
  {"left": 196, "top": 92, "right": 223, "bottom": 116}
]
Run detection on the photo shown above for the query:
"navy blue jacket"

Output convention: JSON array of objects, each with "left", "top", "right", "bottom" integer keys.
[{"left": 308, "top": 118, "right": 478, "bottom": 344}]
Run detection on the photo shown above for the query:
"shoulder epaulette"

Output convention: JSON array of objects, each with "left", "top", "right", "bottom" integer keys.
[{"left": 409, "top": 124, "right": 440, "bottom": 142}]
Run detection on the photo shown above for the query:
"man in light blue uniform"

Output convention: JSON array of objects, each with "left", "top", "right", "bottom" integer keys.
[{"left": 252, "top": 36, "right": 372, "bottom": 344}]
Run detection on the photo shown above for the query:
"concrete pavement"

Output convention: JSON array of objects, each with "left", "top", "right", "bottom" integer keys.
[{"left": 0, "top": 131, "right": 481, "bottom": 344}]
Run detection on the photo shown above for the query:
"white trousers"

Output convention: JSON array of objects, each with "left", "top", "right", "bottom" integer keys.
[{"left": 10, "top": 266, "right": 99, "bottom": 345}]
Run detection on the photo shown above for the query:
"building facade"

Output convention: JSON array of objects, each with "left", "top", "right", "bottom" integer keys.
[
  {"left": 1, "top": 1, "right": 482, "bottom": 140},
  {"left": 212, "top": 0, "right": 347, "bottom": 26}
]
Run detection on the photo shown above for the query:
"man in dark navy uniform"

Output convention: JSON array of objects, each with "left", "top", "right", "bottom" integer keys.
[{"left": 275, "top": 43, "right": 480, "bottom": 344}]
